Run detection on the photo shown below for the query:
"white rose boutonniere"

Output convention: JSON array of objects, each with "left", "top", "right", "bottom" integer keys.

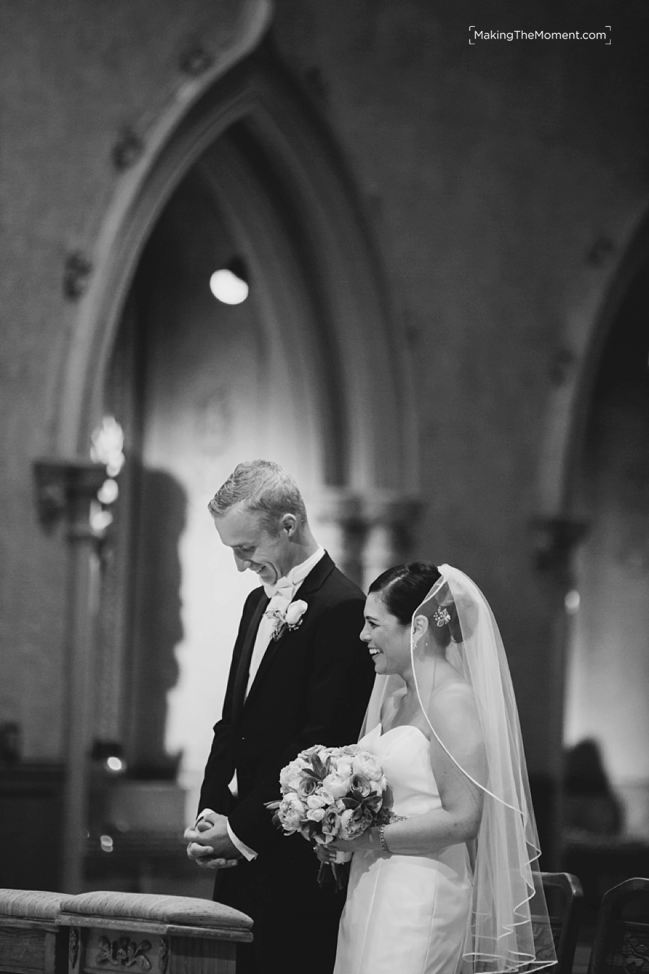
[
  {"left": 285, "top": 600, "right": 308, "bottom": 628},
  {"left": 266, "top": 599, "right": 308, "bottom": 641}
]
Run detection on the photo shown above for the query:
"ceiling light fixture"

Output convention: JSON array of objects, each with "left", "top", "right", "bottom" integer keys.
[{"left": 209, "top": 257, "right": 249, "bottom": 305}]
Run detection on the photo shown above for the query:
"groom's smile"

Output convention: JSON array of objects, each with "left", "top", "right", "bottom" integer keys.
[{"left": 212, "top": 503, "right": 298, "bottom": 585}]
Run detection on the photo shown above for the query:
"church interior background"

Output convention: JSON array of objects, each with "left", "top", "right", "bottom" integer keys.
[{"left": 1, "top": 0, "right": 648, "bottom": 926}]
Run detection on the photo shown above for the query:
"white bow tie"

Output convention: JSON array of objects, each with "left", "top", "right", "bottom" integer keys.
[{"left": 263, "top": 576, "right": 296, "bottom": 599}]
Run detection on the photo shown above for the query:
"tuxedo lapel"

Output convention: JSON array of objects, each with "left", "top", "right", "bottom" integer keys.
[
  {"left": 244, "top": 553, "right": 336, "bottom": 706},
  {"left": 231, "top": 590, "right": 268, "bottom": 725},
  {"left": 293, "top": 551, "right": 335, "bottom": 599}
]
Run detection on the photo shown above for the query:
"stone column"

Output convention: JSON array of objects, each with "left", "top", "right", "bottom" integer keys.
[
  {"left": 529, "top": 514, "right": 589, "bottom": 869},
  {"left": 33, "top": 459, "right": 107, "bottom": 892},
  {"left": 313, "top": 490, "right": 367, "bottom": 587}
]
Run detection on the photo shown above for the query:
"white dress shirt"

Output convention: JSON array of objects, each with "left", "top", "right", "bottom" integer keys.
[{"left": 246, "top": 546, "right": 325, "bottom": 695}]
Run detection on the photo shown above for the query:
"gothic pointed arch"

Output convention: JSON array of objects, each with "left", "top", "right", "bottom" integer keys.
[
  {"left": 54, "top": 39, "right": 417, "bottom": 498},
  {"left": 537, "top": 207, "right": 649, "bottom": 521}
]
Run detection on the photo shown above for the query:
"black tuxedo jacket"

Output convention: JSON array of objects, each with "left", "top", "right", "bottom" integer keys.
[{"left": 198, "top": 551, "right": 375, "bottom": 857}]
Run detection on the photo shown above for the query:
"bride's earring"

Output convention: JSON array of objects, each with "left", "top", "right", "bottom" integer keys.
[{"left": 411, "top": 615, "right": 430, "bottom": 658}]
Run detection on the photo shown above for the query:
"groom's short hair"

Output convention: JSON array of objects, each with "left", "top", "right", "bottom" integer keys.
[{"left": 208, "top": 459, "right": 308, "bottom": 531}]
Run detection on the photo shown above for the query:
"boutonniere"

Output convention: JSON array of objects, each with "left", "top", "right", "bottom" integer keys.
[{"left": 265, "top": 599, "right": 308, "bottom": 641}]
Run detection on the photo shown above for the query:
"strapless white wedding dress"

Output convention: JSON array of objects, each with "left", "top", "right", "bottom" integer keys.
[{"left": 333, "top": 723, "right": 473, "bottom": 974}]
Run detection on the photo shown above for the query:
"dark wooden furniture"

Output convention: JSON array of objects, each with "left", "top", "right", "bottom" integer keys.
[
  {"left": 587, "top": 877, "right": 649, "bottom": 974},
  {"left": 564, "top": 836, "right": 649, "bottom": 921},
  {"left": 541, "top": 871, "right": 584, "bottom": 974},
  {"left": 0, "top": 889, "right": 67, "bottom": 974},
  {"left": 56, "top": 890, "right": 253, "bottom": 974},
  {"left": 0, "top": 764, "right": 64, "bottom": 891}
]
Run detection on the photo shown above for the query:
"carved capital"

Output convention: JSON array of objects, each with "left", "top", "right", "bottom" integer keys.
[
  {"left": 315, "top": 489, "right": 422, "bottom": 587},
  {"left": 362, "top": 491, "right": 422, "bottom": 558},
  {"left": 358, "top": 491, "right": 422, "bottom": 588},
  {"left": 316, "top": 489, "right": 364, "bottom": 531},
  {"left": 33, "top": 458, "right": 107, "bottom": 531},
  {"left": 314, "top": 489, "right": 365, "bottom": 583},
  {"left": 362, "top": 491, "right": 422, "bottom": 527}
]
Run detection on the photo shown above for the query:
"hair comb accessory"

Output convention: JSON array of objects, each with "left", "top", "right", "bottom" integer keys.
[{"left": 433, "top": 606, "right": 451, "bottom": 627}]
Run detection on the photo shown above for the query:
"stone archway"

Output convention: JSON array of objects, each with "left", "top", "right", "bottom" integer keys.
[
  {"left": 53, "top": 46, "right": 417, "bottom": 498},
  {"left": 536, "top": 209, "right": 649, "bottom": 523},
  {"left": 562, "top": 239, "right": 649, "bottom": 845},
  {"left": 533, "top": 207, "right": 649, "bottom": 870},
  {"left": 50, "top": 34, "right": 418, "bottom": 889}
]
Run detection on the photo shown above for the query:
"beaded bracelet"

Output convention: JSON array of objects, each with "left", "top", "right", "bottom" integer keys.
[{"left": 378, "top": 824, "right": 389, "bottom": 853}]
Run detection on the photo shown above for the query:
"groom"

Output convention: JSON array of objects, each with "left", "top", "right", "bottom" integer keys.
[{"left": 185, "top": 460, "right": 374, "bottom": 974}]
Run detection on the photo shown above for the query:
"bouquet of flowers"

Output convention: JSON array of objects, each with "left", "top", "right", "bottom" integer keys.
[{"left": 267, "top": 743, "right": 395, "bottom": 886}]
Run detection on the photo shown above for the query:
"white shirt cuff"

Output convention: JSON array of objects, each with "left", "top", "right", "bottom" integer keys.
[
  {"left": 227, "top": 821, "right": 257, "bottom": 861},
  {"left": 196, "top": 808, "right": 257, "bottom": 861}
]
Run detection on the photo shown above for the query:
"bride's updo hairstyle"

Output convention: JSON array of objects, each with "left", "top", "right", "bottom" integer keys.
[
  {"left": 369, "top": 562, "right": 462, "bottom": 648},
  {"left": 368, "top": 562, "right": 440, "bottom": 624}
]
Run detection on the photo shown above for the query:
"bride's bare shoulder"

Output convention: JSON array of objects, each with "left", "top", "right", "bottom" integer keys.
[
  {"left": 431, "top": 660, "right": 472, "bottom": 696},
  {"left": 429, "top": 674, "right": 479, "bottom": 730}
]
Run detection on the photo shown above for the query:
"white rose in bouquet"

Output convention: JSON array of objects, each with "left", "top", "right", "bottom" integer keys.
[
  {"left": 279, "top": 756, "right": 309, "bottom": 792},
  {"left": 322, "top": 771, "right": 352, "bottom": 799},
  {"left": 352, "top": 750, "right": 387, "bottom": 784},
  {"left": 278, "top": 793, "right": 307, "bottom": 832}
]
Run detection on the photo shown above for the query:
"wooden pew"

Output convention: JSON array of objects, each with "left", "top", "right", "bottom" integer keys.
[
  {"left": 587, "top": 876, "right": 649, "bottom": 974},
  {"left": 541, "top": 871, "right": 584, "bottom": 974}
]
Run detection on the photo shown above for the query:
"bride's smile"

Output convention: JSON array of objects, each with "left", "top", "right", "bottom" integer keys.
[{"left": 360, "top": 592, "right": 411, "bottom": 676}]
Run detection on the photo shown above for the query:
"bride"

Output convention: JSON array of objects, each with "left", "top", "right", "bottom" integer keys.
[{"left": 319, "top": 562, "right": 557, "bottom": 974}]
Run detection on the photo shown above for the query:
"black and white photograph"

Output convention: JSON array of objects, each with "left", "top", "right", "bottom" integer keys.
[{"left": 1, "top": 2, "right": 648, "bottom": 972}]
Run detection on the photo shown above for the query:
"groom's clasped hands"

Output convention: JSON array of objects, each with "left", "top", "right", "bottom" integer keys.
[{"left": 184, "top": 811, "right": 240, "bottom": 870}]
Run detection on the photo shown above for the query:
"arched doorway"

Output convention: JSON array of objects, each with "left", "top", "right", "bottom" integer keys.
[
  {"left": 537, "top": 210, "right": 649, "bottom": 899},
  {"left": 55, "top": 48, "right": 416, "bottom": 489},
  {"left": 53, "top": 43, "right": 418, "bottom": 889},
  {"left": 563, "top": 261, "right": 649, "bottom": 836}
]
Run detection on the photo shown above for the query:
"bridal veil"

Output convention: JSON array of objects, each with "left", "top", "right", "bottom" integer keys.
[{"left": 364, "top": 564, "right": 557, "bottom": 974}]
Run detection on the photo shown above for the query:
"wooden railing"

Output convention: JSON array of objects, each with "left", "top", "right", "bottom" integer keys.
[
  {"left": 0, "top": 890, "right": 67, "bottom": 974},
  {"left": 0, "top": 889, "right": 252, "bottom": 974}
]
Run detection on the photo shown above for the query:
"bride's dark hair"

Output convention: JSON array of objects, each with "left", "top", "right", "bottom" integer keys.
[{"left": 369, "top": 562, "right": 441, "bottom": 625}]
